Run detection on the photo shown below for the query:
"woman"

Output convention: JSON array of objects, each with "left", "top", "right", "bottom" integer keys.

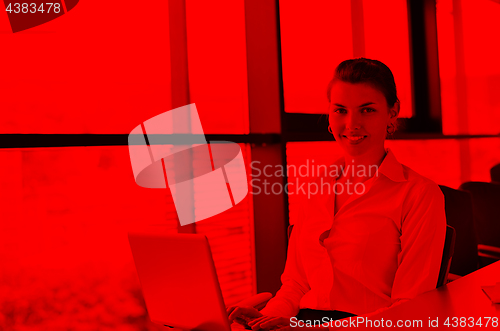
[{"left": 228, "top": 58, "right": 446, "bottom": 330}]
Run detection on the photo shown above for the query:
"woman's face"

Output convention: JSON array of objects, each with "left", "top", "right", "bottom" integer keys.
[{"left": 328, "top": 81, "right": 398, "bottom": 157}]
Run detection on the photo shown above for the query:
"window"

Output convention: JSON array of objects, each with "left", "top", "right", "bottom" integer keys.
[
  {"left": 279, "top": 0, "right": 413, "bottom": 118},
  {"left": 0, "top": 147, "right": 177, "bottom": 329},
  {"left": 186, "top": 0, "right": 250, "bottom": 134},
  {"left": 436, "top": 0, "right": 500, "bottom": 135},
  {"left": 0, "top": 0, "right": 256, "bottom": 328},
  {"left": 286, "top": 138, "right": 500, "bottom": 224},
  {"left": 0, "top": 1, "right": 172, "bottom": 134}
]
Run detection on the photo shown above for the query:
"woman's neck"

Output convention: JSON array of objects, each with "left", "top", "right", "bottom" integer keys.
[{"left": 341, "top": 147, "right": 387, "bottom": 182}]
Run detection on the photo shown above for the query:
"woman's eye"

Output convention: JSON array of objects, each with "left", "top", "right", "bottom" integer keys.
[
  {"left": 362, "top": 107, "right": 376, "bottom": 113},
  {"left": 334, "top": 108, "right": 347, "bottom": 114}
]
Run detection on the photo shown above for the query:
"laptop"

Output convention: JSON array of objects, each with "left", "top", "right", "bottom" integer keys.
[{"left": 128, "top": 227, "right": 232, "bottom": 331}]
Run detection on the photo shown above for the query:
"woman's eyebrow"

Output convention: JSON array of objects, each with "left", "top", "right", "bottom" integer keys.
[{"left": 332, "top": 102, "right": 376, "bottom": 108}]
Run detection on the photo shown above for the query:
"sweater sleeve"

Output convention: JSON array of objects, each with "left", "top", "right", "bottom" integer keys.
[
  {"left": 353, "top": 181, "right": 446, "bottom": 320},
  {"left": 259, "top": 203, "right": 311, "bottom": 318},
  {"left": 390, "top": 181, "right": 447, "bottom": 303}
]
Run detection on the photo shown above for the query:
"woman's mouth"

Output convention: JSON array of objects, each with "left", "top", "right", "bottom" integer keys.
[{"left": 342, "top": 135, "right": 367, "bottom": 144}]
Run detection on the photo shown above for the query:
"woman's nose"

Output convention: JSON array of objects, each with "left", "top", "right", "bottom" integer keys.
[{"left": 346, "top": 111, "right": 361, "bottom": 130}]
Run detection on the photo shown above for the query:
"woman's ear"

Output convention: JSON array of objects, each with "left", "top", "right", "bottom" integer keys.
[{"left": 389, "top": 101, "right": 400, "bottom": 119}]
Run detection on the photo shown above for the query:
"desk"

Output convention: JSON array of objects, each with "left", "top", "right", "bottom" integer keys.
[
  {"left": 229, "top": 262, "right": 500, "bottom": 330},
  {"left": 370, "top": 261, "right": 500, "bottom": 324}
]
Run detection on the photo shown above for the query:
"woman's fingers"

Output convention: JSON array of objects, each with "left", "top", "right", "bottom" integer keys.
[
  {"left": 246, "top": 315, "right": 291, "bottom": 330},
  {"left": 227, "top": 307, "right": 290, "bottom": 330},
  {"left": 234, "top": 317, "right": 250, "bottom": 327},
  {"left": 260, "top": 317, "right": 290, "bottom": 329},
  {"left": 248, "top": 315, "right": 275, "bottom": 329},
  {"left": 226, "top": 306, "right": 236, "bottom": 316},
  {"left": 247, "top": 315, "right": 271, "bottom": 325},
  {"left": 228, "top": 306, "right": 262, "bottom": 322}
]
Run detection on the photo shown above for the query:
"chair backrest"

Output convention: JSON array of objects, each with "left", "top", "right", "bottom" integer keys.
[
  {"left": 490, "top": 163, "right": 500, "bottom": 183},
  {"left": 439, "top": 185, "right": 479, "bottom": 275},
  {"left": 288, "top": 223, "right": 456, "bottom": 288},
  {"left": 437, "top": 225, "right": 456, "bottom": 288},
  {"left": 459, "top": 182, "right": 500, "bottom": 248},
  {"left": 287, "top": 224, "right": 294, "bottom": 239}
]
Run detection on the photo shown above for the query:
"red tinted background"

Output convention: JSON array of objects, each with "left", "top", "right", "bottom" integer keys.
[
  {"left": 0, "top": 145, "right": 255, "bottom": 330},
  {"left": 279, "top": 0, "right": 413, "bottom": 117},
  {"left": 436, "top": 0, "right": 500, "bottom": 135},
  {"left": 1, "top": 0, "right": 499, "bottom": 329}
]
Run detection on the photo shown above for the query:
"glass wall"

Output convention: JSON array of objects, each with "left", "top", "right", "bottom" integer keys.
[
  {"left": 279, "top": 0, "right": 413, "bottom": 117},
  {"left": 436, "top": 0, "right": 500, "bottom": 135}
]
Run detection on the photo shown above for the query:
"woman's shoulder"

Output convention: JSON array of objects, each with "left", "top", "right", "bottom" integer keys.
[
  {"left": 399, "top": 163, "right": 445, "bottom": 206},
  {"left": 401, "top": 163, "right": 441, "bottom": 190}
]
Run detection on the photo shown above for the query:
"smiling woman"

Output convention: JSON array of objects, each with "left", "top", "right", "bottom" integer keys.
[
  {"left": 228, "top": 58, "right": 447, "bottom": 330},
  {"left": 327, "top": 59, "right": 400, "bottom": 167}
]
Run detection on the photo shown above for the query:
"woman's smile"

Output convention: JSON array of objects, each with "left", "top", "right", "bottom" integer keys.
[
  {"left": 328, "top": 81, "right": 398, "bottom": 158},
  {"left": 342, "top": 135, "right": 368, "bottom": 144}
]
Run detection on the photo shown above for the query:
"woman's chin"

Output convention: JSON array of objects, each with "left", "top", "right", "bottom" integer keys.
[
  {"left": 344, "top": 150, "right": 368, "bottom": 158},
  {"left": 340, "top": 143, "right": 370, "bottom": 157}
]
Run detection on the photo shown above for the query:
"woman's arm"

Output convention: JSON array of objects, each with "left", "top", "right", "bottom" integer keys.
[
  {"left": 259, "top": 205, "right": 311, "bottom": 318},
  {"left": 376, "top": 181, "right": 447, "bottom": 313},
  {"left": 228, "top": 204, "right": 312, "bottom": 329}
]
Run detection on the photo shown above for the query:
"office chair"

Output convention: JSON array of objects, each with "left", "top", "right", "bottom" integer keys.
[
  {"left": 236, "top": 223, "right": 456, "bottom": 310},
  {"left": 437, "top": 225, "right": 456, "bottom": 287},
  {"left": 439, "top": 185, "right": 479, "bottom": 277},
  {"left": 459, "top": 181, "right": 500, "bottom": 267},
  {"left": 490, "top": 163, "right": 500, "bottom": 183}
]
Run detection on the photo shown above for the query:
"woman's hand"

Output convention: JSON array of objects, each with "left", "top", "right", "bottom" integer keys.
[
  {"left": 227, "top": 306, "right": 263, "bottom": 327},
  {"left": 227, "top": 306, "right": 291, "bottom": 330},
  {"left": 247, "top": 316, "right": 290, "bottom": 330}
]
